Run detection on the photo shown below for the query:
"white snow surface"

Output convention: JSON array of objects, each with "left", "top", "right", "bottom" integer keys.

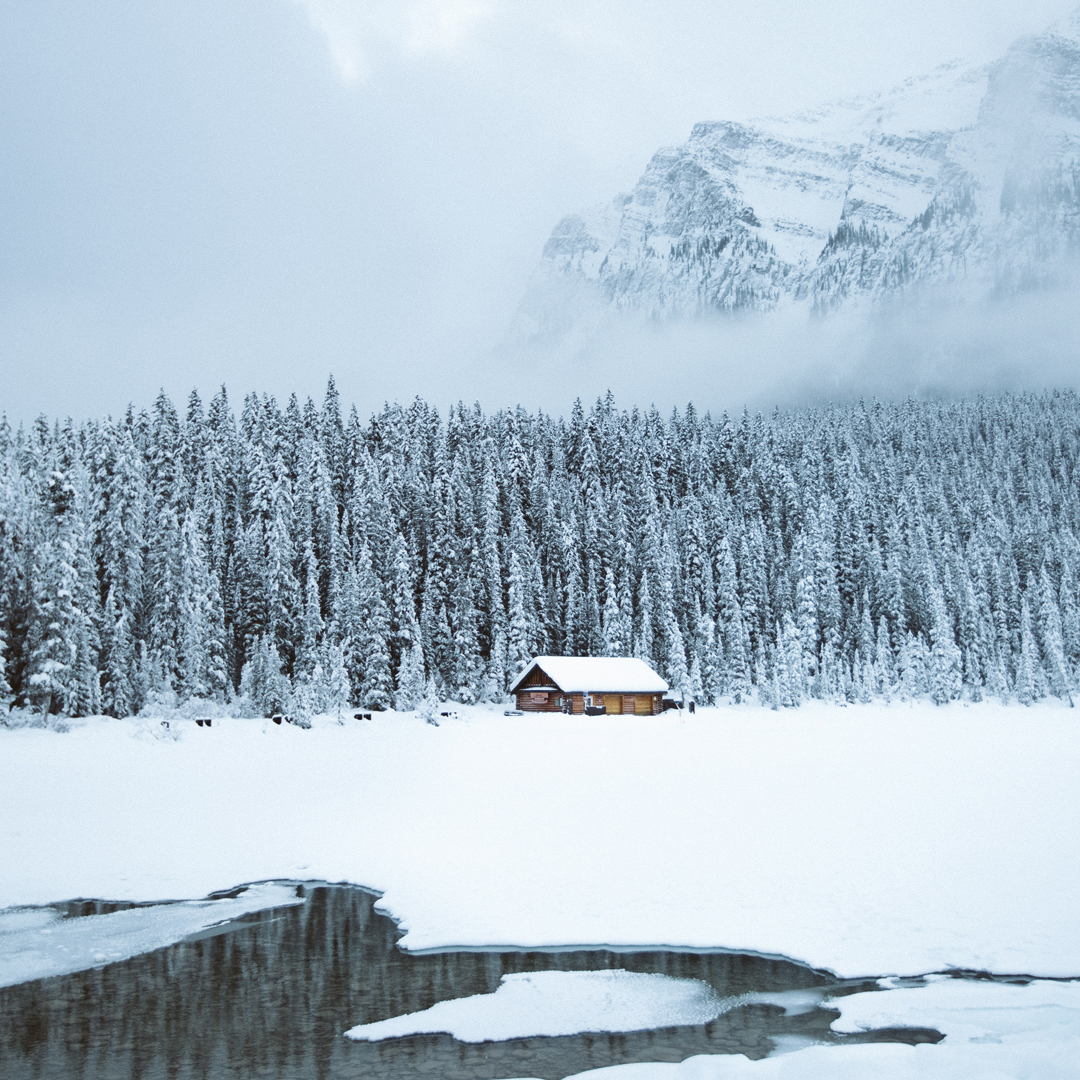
[
  {"left": 509, "top": 656, "right": 669, "bottom": 693},
  {"left": 0, "top": 882, "right": 302, "bottom": 988},
  {"left": 345, "top": 969, "right": 731, "bottom": 1042},
  {"left": 1, "top": 702, "right": 1078, "bottom": 982},
  {"left": 512, "top": 975, "right": 1080, "bottom": 1080}
]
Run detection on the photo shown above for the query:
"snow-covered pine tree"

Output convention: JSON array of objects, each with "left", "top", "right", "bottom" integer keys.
[
  {"left": 26, "top": 434, "right": 91, "bottom": 716},
  {"left": 451, "top": 574, "right": 482, "bottom": 704},
  {"left": 699, "top": 615, "right": 722, "bottom": 704},
  {"left": 388, "top": 531, "right": 417, "bottom": 679},
  {"left": 297, "top": 539, "right": 324, "bottom": 679},
  {"left": 239, "top": 634, "right": 290, "bottom": 716},
  {"left": 688, "top": 652, "right": 704, "bottom": 708},
  {"left": 321, "top": 640, "right": 350, "bottom": 717},
  {"left": 483, "top": 625, "right": 508, "bottom": 700},
  {"left": 0, "top": 619, "right": 11, "bottom": 712},
  {"left": 0, "top": 434, "right": 24, "bottom": 714},
  {"left": 396, "top": 631, "right": 426, "bottom": 710},
  {"left": 177, "top": 510, "right": 214, "bottom": 701},
  {"left": 506, "top": 549, "right": 532, "bottom": 676},
  {"left": 665, "top": 612, "right": 689, "bottom": 700},
  {"left": 356, "top": 543, "right": 393, "bottom": 711},
  {"left": 899, "top": 633, "right": 928, "bottom": 700},
  {"left": 875, "top": 617, "right": 894, "bottom": 702},
  {"left": 929, "top": 579, "right": 962, "bottom": 706},
  {"left": 265, "top": 465, "right": 300, "bottom": 673},
  {"left": 793, "top": 532, "right": 818, "bottom": 691},
  {"left": 633, "top": 569, "right": 655, "bottom": 668},
  {"left": 337, "top": 561, "right": 365, "bottom": 705},
  {"left": 778, "top": 614, "right": 801, "bottom": 707},
  {"left": 600, "top": 565, "right": 632, "bottom": 657},
  {"left": 419, "top": 676, "right": 440, "bottom": 724},
  {"left": 1058, "top": 560, "right": 1080, "bottom": 683},
  {"left": 478, "top": 457, "right": 505, "bottom": 647},
  {"left": 1015, "top": 596, "right": 1038, "bottom": 706},
  {"left": 1037, "top": 566, "right": 1071, "bottom": 698}
]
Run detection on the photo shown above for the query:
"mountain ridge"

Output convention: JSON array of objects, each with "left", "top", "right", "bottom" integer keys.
[{"left": 514, "top": 10, "right": 1080, "bottom": 343}]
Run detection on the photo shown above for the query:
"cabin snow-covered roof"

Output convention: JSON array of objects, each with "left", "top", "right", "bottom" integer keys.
[{"left": 509, "top": 656, "right": 669, "bottom": 694}]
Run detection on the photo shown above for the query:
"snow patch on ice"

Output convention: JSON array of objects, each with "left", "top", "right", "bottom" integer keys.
[
  {"left": 0, "top": 882, "right": 303, "bottom": 988},
  {"left": 346, "top": 969, "right": 735, "bottom": 1042}
]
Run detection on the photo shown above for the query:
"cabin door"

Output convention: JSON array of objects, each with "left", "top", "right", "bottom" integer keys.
[
  {"left": 634, "top": 694, "right": 652, "bottom": 715},
  {"left": 603, "top": 694, "right": 622, "bottom": 714}
]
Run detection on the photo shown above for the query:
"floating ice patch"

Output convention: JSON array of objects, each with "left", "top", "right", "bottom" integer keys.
[
  {"left": 0, "top": 882, "right": 303, "bottom": 988},
  {"left": 828, "top": 973, "right": 1080, "bottom": 1044},
  {"left": 739, "top": 989, "right": 825, "bottom": 1017},
  {"left": 345, "top": 969, "right": 774, "bottom": 1043}
]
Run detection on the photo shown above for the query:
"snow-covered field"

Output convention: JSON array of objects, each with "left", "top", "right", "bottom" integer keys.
[
  {"left": 2, "top": 701, "right": 1078, "bottom": 1075},
  {"left": 3, "top": 702, "right": 1076, "bottom": 976}
]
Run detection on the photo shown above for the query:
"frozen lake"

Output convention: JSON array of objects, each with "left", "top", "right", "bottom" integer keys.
[{"left": 0, "top": 884, "right": 940, "bottom": 1080}]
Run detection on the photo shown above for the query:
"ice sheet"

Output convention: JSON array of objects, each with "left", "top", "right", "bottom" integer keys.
[{"left": 0, "top": 882, "right": 302, "bottom": 987}]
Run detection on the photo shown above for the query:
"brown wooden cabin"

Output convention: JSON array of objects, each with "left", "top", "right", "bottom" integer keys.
[{"left": 508, "top": 656, "right": 669, "bottom": 715}]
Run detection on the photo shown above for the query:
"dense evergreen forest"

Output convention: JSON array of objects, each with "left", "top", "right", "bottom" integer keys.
[{"left": 2, "top": 382, "right": 1079, "bottom": 719}]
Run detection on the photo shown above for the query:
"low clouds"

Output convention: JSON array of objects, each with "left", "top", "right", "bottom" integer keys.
[
  {"left": 495, "top": 277, "right": 1080, "bottom": 417},
  {"left": 293, "top": 0, "right": 491, "bottom": 81}
]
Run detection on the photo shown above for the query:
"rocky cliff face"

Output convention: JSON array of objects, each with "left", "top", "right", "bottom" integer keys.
[{"left": 515, "top": 12, "right": 1080, "bottom": 341}]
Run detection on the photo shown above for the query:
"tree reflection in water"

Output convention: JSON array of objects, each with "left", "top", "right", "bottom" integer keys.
[{"left": 0, "top": 885, "right": 931, "bottom": 1080}]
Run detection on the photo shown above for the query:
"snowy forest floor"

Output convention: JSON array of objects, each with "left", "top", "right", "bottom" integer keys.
[{"left": 2, "top": 701, "right": 1078, "bottom": 1076}]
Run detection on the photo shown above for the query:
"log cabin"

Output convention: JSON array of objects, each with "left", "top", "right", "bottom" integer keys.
[{"left": 508, "top": 656, "right": 669, "bottom": 715}]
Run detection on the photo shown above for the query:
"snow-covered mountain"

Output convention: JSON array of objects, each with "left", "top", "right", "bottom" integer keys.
[{"left": 515, "top": 11, "right": 1080, "bottom": 341}]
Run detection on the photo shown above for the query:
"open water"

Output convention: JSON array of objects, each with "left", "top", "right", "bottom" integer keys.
[{"left": 0, "top": 884, "right": 941, "bottom": 1079}]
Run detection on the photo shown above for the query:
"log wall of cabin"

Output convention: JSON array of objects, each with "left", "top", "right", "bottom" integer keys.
[
  {"left": 566, "top": 692, "right": 661, "bottom": 715},
  {"left": 512, "top": 680, "right": 662, "bottom": 715},
  {"left": 515, "top": 690, "right": 565, "bottom": 712}
]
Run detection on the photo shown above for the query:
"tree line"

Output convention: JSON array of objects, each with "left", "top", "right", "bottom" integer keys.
[{"left": 2, "top": 382, "right": 1079, "bottom": 718}]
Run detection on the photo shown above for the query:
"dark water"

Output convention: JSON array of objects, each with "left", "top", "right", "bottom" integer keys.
[{"left": 0, "top": 885, "right": 941, "bottom": 1080}]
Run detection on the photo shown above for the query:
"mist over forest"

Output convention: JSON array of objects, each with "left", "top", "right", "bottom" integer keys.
[{"left": 501, "top": 276, "right": 1080, "bottom": 415}]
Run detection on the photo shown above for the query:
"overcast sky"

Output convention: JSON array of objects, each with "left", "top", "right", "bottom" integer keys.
[{"left": 1, "top": 0, "right": 1077, "bottom": 421}]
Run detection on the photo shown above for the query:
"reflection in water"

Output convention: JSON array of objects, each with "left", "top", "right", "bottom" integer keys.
[{"left": 0, "top": 885, "right": 939, "bottom": 1080}]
